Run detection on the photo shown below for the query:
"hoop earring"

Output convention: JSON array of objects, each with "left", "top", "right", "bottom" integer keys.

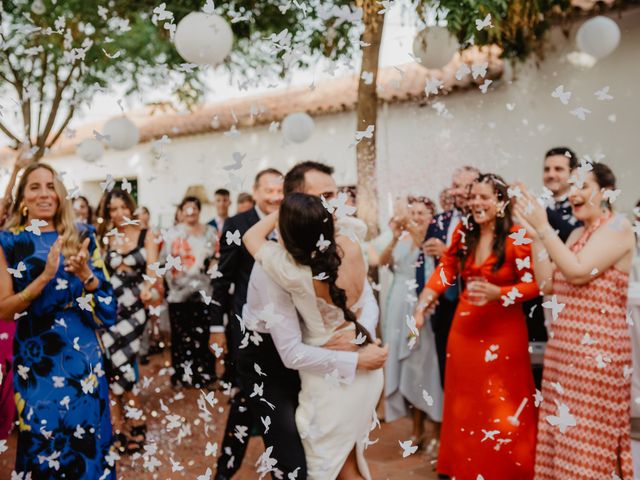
[
  {"left": 496, "top": 209, "right": 505, "bottom": 218},
  {"left": 20, "top": 203, "right": 28, "bottom": 216}
]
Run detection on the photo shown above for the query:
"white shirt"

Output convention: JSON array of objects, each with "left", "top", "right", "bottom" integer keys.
[
  {"left": 242, "top": 263, "right": 379, "bottom": 384},
  {"left": 446, "top": 208, "right": 461, "bottom": 246}
]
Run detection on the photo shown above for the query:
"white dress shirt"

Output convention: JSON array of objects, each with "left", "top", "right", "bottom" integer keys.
[{"left": 242, "top": 263, "right": 378, "bottom": 384}]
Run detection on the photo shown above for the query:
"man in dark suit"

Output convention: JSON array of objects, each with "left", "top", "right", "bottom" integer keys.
[
  {"left": 209, "top": 168, "right": 284, "bottom": 480},
  {"left": 525, "top": 147, "right": 581, "bottom": 386},
  {"left": 208, "top": 188, "right": 231, "bottom": 236},
  {"left": 420, "top": 166, "right": 479, "bottom": 388}
]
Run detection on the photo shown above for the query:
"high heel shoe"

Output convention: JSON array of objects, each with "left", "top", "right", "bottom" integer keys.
[
  {"left": 410, "top": 433, "right": 427, "bottom": 451},
  {"left": 426, "top": 438, "right": 440, "bottom": 461}
]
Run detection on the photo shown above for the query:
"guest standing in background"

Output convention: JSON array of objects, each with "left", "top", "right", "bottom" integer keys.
[
  {"left": 629, "top": 200, "right": 640, "bottom": 467},
  {"left": 161, "top": 196, "right": 218, "bottom": 388},
  {"left": 236, "top": 192, "right": 254, "bottom": 214},
  {"left": 101, "top": 188, "right": 161, "bottom": 454},
  {"left": 516, "top": 162, "right": 635, "bottom": 479},
  {"left": 0, "top": 149, "right": 31, "bottom": 441},
  {"left": 136, "top": 206, "right": 151, "bottom": 230},
  {"left": 0, "top": 163, "right": 117, "bottom": 478},
  {"left": 542, "top": 147, "right": 581, "bottom": 242},
  {"left": 422, "top": 166, "right": 479, "bottom": 389},
  {"left": 73, "top": 195, "right": 94, "bottom": 226},
  {"left": 438, "top": 188, "right": 454, "bottom": 214},
  {"left": 416, "top": 173, "right": 540, "bottom": 479},
  {"left": 379, "top": 196, "right": 443, "bottom": 450},
  {"left": 208, "top": 188, "right": 231, "bottom": 236}
]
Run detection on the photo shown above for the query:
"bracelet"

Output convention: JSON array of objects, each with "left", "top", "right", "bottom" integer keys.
[
  {"left": 83, "top": 274, "right": 96, "bottom": 287},
  {"left": 18, "top": 289, "right": 33, "bottom": 303}
]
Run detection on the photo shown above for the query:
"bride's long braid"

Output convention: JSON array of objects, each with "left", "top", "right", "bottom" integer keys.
[{"left": 278, "top": 193, "right": 372, "bottom": 345}]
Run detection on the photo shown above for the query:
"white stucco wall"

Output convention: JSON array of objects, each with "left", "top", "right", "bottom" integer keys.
[{"left": 4, "top": 10, "right": 638, "bottom": 227}]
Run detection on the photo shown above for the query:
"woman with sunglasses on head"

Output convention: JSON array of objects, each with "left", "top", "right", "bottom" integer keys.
[
  {"left": 516, "top": 162, "right": 635, "bottom": 479},
  {"left": 378, "top": 195, "right": 443, "bottom": 454},
  {"left": 0, "top": 163, "right": 117, "bottom": 478},
  {"left": 415, "top": 173, "right": 540, "bottom": 479}
]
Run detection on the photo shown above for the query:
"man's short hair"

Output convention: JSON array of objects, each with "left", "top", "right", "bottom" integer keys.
[
  {"left": 283, "top": 161, "right": 334, "bottom": 196},
  {"left": 254, "top": 168, "right": 283, "bottom": 188},
  {"left": 214, "top": 188, "right": 230, "bottom": 197},
  {"left": 545, "top": 147, "right": 578, "bottom": 170},
  {"left": 455, "top": 165, "right": 480, "bottom": 177},
  {"left": 237, "top": 192, "right": 253, "bottom": 203}
]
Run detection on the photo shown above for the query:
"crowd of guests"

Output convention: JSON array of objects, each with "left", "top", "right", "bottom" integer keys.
[{"left": 0, "top": 148, "right": 638, "bottom": 480}]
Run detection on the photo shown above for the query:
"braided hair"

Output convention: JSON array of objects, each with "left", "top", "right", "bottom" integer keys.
[{"left": 278, "top": 192, "right": 372, "bottom": 344}]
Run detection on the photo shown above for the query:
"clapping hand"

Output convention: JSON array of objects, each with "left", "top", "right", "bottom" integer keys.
[
  {"left": 513, "top": 183, "right": 550, "bottom": 237},
  {"left": 43, "top": 237, "right": 63, "bottom": 281},
  {"left": 64, "top": 237, "right": 92, "bottom": 282}
]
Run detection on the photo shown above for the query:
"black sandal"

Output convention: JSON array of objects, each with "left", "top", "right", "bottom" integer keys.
[
  {"left": 126, "top": 424, "right": 147, "bottom": 454},
  {"left": 112, "top": 432, "right": 128, "bottom": 454}
]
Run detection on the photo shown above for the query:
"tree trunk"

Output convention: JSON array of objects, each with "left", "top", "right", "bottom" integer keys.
[{"left": 356, "top": 2, "right": 385, "bottom": 240}]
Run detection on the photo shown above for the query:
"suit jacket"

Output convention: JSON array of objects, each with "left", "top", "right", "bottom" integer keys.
[
  {"left": 210, "top": 207, "right": 260, "bottom": 327},
  {"left": 426, "top": 210, "right": 459, "bottom": 302}
]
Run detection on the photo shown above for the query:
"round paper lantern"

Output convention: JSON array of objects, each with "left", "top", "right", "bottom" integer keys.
[
  {"left": 103, "top": 117, "right": 140, "bottom": 150},
  {"left": 412, "top": 27, "right": 459, "bottom": 69},
  {"left": 576, "top": 16, "right": 620, "bottom": 60},
  {"left": 31, "top": 0, "right": 46, "bottom": 15},
  {"left": 282, "top": 113, "right": 314, "bottom": 144},
  {"left": 174, "top": 12, "right": 233, "bottom": 66},
  {"left": 77, "top": 139, "right": 104, "bottom": 163}
]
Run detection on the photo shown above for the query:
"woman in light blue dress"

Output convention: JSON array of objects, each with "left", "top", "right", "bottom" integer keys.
[{"left": 379, "top": 196, "right": 443, "bottom": 450}]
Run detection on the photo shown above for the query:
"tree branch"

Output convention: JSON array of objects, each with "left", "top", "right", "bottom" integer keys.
[
  {"left": 44, "top": 103, "right": 75, "bottom": 153},
  {"left": 0, "top": 120, "right": 21, "bottom": 146},
  {"left": 36, "top": 50, "right": 48, "bottom": 136},
  {"left": 37, "top": 60, "right": 80, "bottom": 152}
]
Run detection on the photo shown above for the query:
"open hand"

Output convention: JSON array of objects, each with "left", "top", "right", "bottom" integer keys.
[
  {"left": 64, "top": 237, "right": 92, "bottom": 281},
  {"left": 43, "top": 237, "right": 63, "bottom": 281}
]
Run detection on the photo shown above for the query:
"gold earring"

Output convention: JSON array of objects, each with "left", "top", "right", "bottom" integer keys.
[{"left": 20, "top": 203, "right": 28, "bottom": 216}]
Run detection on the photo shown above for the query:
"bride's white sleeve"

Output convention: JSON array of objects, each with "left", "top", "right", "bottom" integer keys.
[{"left": 255, "top": 241, "right": 307, "bottom": 293}]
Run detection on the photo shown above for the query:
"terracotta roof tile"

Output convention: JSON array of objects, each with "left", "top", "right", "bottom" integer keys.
[{"left": 39, "top": 46, "right": 503, "bottom": 159}]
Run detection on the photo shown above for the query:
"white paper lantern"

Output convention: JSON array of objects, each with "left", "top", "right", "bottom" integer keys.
[
  {"left": 413, "top": 27, "right": 459, "bottom": 69},
  {"left": 576, "top": 16, "right": 620, "bottom": 60},
  {"left": 282, "top": 113, "right": 314, "bottom": 144},
  {"left": 31, "top": 0, "right": 46, "bottom": 15},
  {"left": 77, "top": 139, "right": 104, "bottom": 163},
  {"left": 103, "top": 117, "right": 140, "bottom": 150},
  {"left": 174, "top": 12, "right": 233, "bottom": 66}
]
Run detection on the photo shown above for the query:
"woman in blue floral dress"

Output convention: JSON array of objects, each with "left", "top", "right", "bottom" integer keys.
[{"left": 0, "top": 163, "right": 117, "bottom": 479}]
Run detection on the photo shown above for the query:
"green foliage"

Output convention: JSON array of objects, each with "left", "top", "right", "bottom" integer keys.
[
  {"left": 0, "top": 0, "right": 362, "bottom": 151},
  {"left": 425, "top": 0, "right": 572, "bottom": 62}
]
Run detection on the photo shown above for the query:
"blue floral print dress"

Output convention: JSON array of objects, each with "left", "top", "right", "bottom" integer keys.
[{"left": 0, "top": 225, "right": 117, "bottom": 479}]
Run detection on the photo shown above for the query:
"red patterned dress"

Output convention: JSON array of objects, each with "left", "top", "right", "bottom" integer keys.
[{"left": 534, "top": 217, "right": 634, "bottom": 479}]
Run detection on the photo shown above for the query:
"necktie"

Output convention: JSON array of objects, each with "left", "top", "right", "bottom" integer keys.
[{"left": 415, "top": 251, "right": 425, "bottom": 295}]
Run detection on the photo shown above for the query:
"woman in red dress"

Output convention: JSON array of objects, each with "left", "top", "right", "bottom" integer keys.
[{"left": 415, "top": 173, "right": 539, "bottom": 479}]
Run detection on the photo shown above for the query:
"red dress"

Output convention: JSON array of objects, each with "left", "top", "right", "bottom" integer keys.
[
  {"left": 534, "top": 217, "right": 633, "bottom": 479},
  {"left": 426, "top": 224, "right": 540, "bottom": 479}
]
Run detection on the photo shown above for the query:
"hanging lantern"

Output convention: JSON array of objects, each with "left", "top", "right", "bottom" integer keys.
[
  {"left": 282, "top": 112, "right": 315, "bottom": 144},
  {"left": 412, "top": 27, "right": 459, "bottom": 69},
  {"left": 174, "top": 12, "right": 233, "bottom": 66},
  {"left": 576, "top": 16, "right": 620, "bottom": 60},
  {"left": 76, "top": 139, "right": 104, "bottom": 163},
  {"left": 31, "top": 0, "right": 46, "bottom": 15},
  {"left": 103, "top": 117, "right": 140, "bottom": 150}
]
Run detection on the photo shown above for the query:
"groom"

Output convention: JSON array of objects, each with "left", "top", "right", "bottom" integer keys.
[{"left": 213, "top": 161, "right": 387, "bottom": 479}]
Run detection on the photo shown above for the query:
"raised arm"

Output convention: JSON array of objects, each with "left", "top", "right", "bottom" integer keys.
[
  {"left": 248, "top": 265, "right": 360, "bottom": 383},
  {"left": 517, "top": 189, "right": 635, "bottom": 285},
  {"left": 243, "top": 211, "right": 278, "bottom": 257}
]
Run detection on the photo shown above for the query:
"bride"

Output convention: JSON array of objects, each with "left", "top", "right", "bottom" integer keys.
[{"left": 244, "top": 192, "right": 384, "bottom": 480}]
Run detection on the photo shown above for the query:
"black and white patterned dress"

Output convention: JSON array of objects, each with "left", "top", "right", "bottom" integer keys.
[{"left": 102, "top": 229, "right": 148, "bottom": 394}]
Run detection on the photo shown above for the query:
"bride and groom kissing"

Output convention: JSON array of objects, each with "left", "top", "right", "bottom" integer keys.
[{"left": 212, "top": 161, "right": 388, "bottom": 480}]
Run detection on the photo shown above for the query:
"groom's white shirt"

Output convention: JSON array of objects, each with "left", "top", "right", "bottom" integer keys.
[{"left": 242, "top": 263, "right": 379, "bottom": 385}]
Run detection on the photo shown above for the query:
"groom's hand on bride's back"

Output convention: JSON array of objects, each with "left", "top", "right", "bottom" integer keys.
[
  {"left": 356, "top": 341, "right": 388, "bottom": 370},
  {"left": 323, "top": 329, "right": 359, "bottom": 352}
]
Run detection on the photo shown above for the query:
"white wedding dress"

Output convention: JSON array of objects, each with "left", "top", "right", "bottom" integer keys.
[{"left": 255, "top": 240, "right": 384, "bottom": 480}]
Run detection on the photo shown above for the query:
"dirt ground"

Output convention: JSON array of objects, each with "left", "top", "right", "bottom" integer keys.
[{"left": 0, "top": 351, "right": 439, "bottom": 479}]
